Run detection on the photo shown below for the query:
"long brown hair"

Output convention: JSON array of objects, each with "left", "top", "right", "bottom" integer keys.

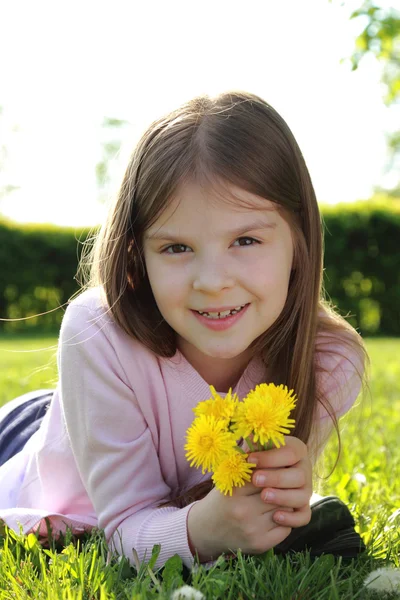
[{"left": 78, "top": 91, "right": 367, "bottom": 506}]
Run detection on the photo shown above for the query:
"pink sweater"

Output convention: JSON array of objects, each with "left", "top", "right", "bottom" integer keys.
[{"left": 0, "top": 288, "right": 363, "bottom": 568}]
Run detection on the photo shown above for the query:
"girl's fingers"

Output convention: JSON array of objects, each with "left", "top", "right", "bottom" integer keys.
[
  {"left": 232, "top": 481, "right": 283, "bottom": 509},
  {"left": 272, "top": 505, "right": 312, "bottom": 528},
  {"left": 260, "top": 487, "right": 310, "bottom": 508},
  {"left": 231, "top": 478, "right": 262, "bottom": 496},
  {"left": 247, "top": 437, "right": 307, "bottom": 469},
  {"left": 258, "top": 525, "right": 292, "bottom": 551},
  {"left": 252, "top": 466, "right": 306, "bottom": 489},
  {"left": 230, "top": 485, "right": 290, "bottom": 514}
]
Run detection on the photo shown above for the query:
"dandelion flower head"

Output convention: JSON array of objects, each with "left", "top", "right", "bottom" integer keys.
[
  {"left": 185, "top": 415, "right": 236, "bottom": 474},
  {"left": 212, "top": 451, "right": 256, "bottom": 496},
  {"left": 233, "top": 383, "right": 296, "bottom": 447},
  {"left": 171, "top": 585, "right": 205, "bottom": 600},
  {"left": 363, "top": 567, "right": 400, "bottom": 592},
  {"left": 193, "top": 386, "right": 239, "bottom": 427}
]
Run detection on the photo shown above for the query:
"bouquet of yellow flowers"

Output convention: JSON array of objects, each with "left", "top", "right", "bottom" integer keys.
[{"left": 185, "top": 383, "right": 297, "bottom": 495}]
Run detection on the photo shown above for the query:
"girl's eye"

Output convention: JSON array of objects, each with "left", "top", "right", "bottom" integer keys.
[
  {"left": 163, "top": 244, "right": 191, "bottom": 254},
  {"left": 233, "top": 237, "right": 260, "bottom": 247}
]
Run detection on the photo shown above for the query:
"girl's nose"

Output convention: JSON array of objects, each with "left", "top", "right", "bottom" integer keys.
[{"left": 192, "top": 259, "right": 235, "bottom": 293}]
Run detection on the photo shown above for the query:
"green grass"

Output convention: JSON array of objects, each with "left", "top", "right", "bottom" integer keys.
[
  {"left": 0, "top": 331, "right": 58, "bottom": 407},
  {"left": 0, "top": 335, "right": 399, "bottom": 599}
]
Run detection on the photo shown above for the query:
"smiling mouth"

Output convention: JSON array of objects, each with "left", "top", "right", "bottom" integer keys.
[{"left": 195, "top": 304, "right": 249, "bottom": 320}]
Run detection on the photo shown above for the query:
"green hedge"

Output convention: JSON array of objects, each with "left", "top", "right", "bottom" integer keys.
[
  {"left": 0, "top": 221, "right": 93, "bottom": 332},
  {"left": 321, "top": 196, "right": 400, "bottom": 336},
  {"left": 0, "top": 196, "right": 399, "bottom": 335}
]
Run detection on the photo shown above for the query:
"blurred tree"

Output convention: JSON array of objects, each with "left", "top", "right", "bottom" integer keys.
[
  {"left": 348, "top": 1, "right": 400, "bottom": 195},
  {"left": 0, "top": 105, "right": 20, "bottom": 203},
  {"left": 95, "top": 116, "right": 128, "bottom": 203}
]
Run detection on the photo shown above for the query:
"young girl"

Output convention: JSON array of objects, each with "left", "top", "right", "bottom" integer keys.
[{"left": 0, "top": 91, "right": 366, "bottom": 568}]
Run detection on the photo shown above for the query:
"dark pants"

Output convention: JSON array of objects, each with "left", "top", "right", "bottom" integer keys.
[{"left": 0, "top": 390, "right": 54, "bottom": 467}]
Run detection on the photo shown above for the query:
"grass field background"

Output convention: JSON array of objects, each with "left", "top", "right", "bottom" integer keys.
[{"left": 0, "top": 334, "right": 399, "bottom": 598}]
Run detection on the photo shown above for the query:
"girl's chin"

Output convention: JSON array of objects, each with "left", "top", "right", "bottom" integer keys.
[
  {"left": 195, "top": 344, "right": 251, "bottom": 361},
  {"left": 177, "top": 334, "right": 253, "bottom": 362}
]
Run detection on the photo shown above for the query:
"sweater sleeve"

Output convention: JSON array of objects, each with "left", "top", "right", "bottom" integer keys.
[
  {"left": 310, "top": 342, "right": 365, "bottom": 461},
  {"left": 58, "top": 301, "right": 195, "bottom": 569}
]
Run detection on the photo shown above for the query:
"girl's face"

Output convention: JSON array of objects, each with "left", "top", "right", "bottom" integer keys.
[{"left": 143, "top": 180, "right": 294, "bottom": 379}]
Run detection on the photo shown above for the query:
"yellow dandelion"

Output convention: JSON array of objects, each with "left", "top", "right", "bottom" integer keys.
[
  {"left": 212, "top": 451, "right": 256, "bottom": 496},
  {"left": 193, "top": 386, "right": 239, "bottom": 427},
  {"left": 184, "top": 415, "right": 237, "bottom": 474},
  {"left": 233, "top": 383, "right": 297, "bottom": 448}
]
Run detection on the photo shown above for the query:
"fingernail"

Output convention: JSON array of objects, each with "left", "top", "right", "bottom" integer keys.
[
  {"left": 275, "top": 513, "right": 285, "bottom": 522},
  {"left": 255, "top": 474, "right": 266, "bottom": 486},
  {"left": 264, "top": 490, "right": 275, "bottom": 501},
  {"left": 247, "top": 455, "right": 258, "bottom": 465}
]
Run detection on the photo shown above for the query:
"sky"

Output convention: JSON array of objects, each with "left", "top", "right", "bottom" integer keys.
[{"left": 0, "top": 0, "right": 395, "bottom": 227}]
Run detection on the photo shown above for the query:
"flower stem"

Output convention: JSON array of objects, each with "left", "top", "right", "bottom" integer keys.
[
  {"left": 262, "top": 441, "right": 274, "bottom": 451},
  {"left": 245, "top": 437, "right": 256, "bottom": 452}
]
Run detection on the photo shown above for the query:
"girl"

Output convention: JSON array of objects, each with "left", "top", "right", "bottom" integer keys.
[{"left": 0, "top": 91, "right": 366, "bottom": 568}]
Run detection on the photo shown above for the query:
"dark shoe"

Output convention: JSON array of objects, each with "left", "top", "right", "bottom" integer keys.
[{"left": 274, "top": 495, "right": 366, "bottom": 558}]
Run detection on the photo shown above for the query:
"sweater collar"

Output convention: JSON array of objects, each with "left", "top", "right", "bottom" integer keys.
[{"left": 162, "top": 349, "right": 265, "bottom": 402}]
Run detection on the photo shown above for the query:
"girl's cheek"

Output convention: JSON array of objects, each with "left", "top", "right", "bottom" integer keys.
[
  {"left": 244, "top": 258, "right": 275, "bottom": 282},
  {"left": 155, "top": 274, "right": 189, "bottom": 306}
]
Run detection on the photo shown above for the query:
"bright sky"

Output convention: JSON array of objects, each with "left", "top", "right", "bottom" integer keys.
[{"left": 0, "top": 0, "right": 394, "bottom": 227}]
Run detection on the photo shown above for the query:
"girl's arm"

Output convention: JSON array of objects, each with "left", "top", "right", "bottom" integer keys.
[
  {"left": 58, "top": 301, "right": 194, "bottom": 569},
  {"left": 312, "top": 334, "right": 365, "bottom": 460}
]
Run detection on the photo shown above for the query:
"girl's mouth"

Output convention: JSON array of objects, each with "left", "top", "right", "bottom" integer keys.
[
  {"left": 191, "top": 303, "right": 250, "bottom": 331},
  {"left": 196, "top": 304, "right": 248, "bottom": 319}
]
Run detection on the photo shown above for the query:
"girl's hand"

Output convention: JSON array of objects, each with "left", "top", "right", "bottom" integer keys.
[
  {"left": 187, "top": 479, "right": 291, "bottom": 562},
  {"left": 248, "top": 436, "right": 312, "bottom": 529}
]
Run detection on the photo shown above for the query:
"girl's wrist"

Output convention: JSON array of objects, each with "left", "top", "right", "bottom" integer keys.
[
  {"left": 187, "top": 500, "right": 219, "bottom": 563},
  {"left": 187, "top": 527, "right": 212, "bottom": 562}
]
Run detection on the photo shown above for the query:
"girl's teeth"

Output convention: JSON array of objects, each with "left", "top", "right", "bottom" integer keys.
[
  {"left": 218, "top": 310, "right": 231, "bottom": 318},
  {"left": 198, "top": 305, "right": 246, "bottom": 319}
]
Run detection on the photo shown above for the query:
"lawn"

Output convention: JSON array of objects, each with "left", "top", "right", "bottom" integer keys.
[
  {"left": 0, "top": 334, "right": 399, "bottom": 599},
  {"left": 0, "top": 331, "right": 59, "bottom": 408}
]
